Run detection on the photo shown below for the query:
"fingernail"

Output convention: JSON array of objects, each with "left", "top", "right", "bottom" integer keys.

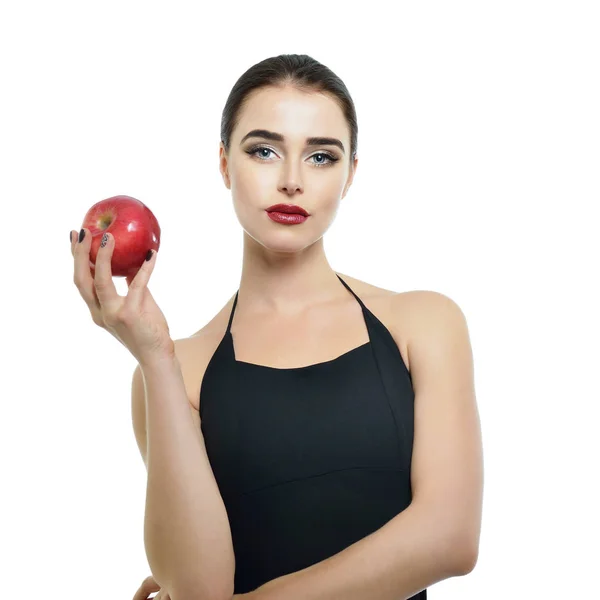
[
  {"left": 78, "top": 228, "right": 85, "bottom": 243},
  {"left": 145, "top": 250, "right": 153, "bottom": 261},
  {"left": 70, "top": 231, "right": 73, "bottom": 243},
  {"left": 100, "top": 232, "right": 109, "bottom": 248}
]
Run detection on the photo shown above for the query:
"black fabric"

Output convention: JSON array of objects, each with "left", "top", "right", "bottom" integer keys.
[{"left": 200, "top": 274, "right": 426, "bottom": 598}]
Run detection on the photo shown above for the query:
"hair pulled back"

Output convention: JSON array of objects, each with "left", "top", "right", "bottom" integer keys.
[{"left": 220, "top": 54, "right": 358, "bottom": 162}]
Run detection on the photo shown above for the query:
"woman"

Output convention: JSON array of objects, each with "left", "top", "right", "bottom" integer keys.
[{"left": 71, "top": 54, "right": 482, "bottom": 600}]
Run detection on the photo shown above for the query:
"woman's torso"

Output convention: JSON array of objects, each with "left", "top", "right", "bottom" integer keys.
[{"left": 172, "top": 273, "right": 425, "bottom": 597}]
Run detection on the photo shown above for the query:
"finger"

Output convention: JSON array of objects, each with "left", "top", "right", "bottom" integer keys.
[
  {"left": 132, "top": 575, "right": 161, "bottom": 600},
  {"left": 93, "top": 231, "right": 121, "bottom": 312},
  {"left": 72, "top": 228, "right": 101, "bottom": 312},
  {"left": 126, "top": 248, "right": 157, "bottom": 311}
]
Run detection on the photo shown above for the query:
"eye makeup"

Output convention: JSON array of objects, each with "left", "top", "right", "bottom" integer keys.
[{"left": 245, "top": 144, "right": 340, "bottom": 168}]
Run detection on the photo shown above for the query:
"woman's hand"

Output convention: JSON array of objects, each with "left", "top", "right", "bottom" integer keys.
[{"left": 71, "top": 228, "right": 174, "bottom": 365}]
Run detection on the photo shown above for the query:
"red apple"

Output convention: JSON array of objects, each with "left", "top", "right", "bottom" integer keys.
[{"left": 81, "top": 195, "right": 161, "bottom": 279}]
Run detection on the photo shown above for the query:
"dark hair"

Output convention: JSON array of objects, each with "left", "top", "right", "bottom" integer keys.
[{"left": 220, "top": 54, "right": 358, "bottom": 163}]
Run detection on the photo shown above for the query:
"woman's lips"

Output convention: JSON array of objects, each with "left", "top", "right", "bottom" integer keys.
[
  {"left": 266, "top": 211, "right": 309, "bottom": 225},
  {"left": 266, "top": 203, "right": 309, "bottom": 216}
]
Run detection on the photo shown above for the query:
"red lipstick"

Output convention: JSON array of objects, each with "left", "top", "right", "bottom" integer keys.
[
  {"left": 266, "top": 203, "right": 310, "bottom": 225},
  {"left": 266, "top": 204, "right": 309, "bottom": 216}
]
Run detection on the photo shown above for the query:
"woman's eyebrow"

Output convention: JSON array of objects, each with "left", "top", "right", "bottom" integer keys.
[{"left": 240, "top": 129, "right": 345, "bottom": 154}]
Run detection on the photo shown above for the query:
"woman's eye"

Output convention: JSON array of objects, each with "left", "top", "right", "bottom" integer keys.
[
  {"left": 249, "top": 147, "right": 272, "bottom": 159},
  {"left": 246, "top": 146, "right": 339, "bottom": 167}
]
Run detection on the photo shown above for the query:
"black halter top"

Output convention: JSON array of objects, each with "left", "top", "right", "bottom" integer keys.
[{"left": 199, "top": 274, "right": 424, "bottom": 598}]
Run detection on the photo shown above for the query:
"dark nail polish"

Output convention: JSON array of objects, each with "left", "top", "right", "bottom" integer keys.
[
  {"left": 78, "top": 229, "right": 85, "bottom": 243},
  {"left": 145, "top": 250, "right": 153, "bottom": 261}
]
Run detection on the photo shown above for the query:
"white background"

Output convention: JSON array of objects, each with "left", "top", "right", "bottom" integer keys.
[{"left": 1, "top": 1, "right": 598, "bottom": 598}]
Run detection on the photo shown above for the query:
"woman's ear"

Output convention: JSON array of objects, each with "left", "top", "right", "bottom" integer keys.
[
  {"left": 342, "top": 154, "right": 358, "bottom": 199},
  {"left": 219, "top": 143, "right": 231, "bottom": 189}
]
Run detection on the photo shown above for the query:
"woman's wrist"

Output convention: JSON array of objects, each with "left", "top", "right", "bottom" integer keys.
[{"left": 138, "top": 344, "right": 177, "bottom": 372}]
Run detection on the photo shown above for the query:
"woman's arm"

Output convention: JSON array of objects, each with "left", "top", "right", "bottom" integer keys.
[{"left": 136, "top": 350, "right": 235, "bottom": 600}]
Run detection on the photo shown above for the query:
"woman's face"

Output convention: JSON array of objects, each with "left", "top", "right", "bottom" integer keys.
[{"left": 219, "top": 85, "right": 357, "bottom": 253}]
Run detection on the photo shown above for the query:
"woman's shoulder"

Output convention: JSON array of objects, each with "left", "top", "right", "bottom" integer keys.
[
  {"left": 335, "top": 271, "right": 420, "bottom": 319},
  {"left": 170, "top": 295, "right": 237, "bottom": 412},
  {"left": 169, "top": 295, "right": 235, "bottom": 411},
  {"left": 337, "top": 274, "right": 456, "bottom": 373},
  {"left": 168, "top": 330, "right": 223, "bottom": 413},
  {"left": 339, "top": 271, "right": 453, "bottom": 313},
  {"left": 335, "top": 271, "right": 432, "bottom": 300}
]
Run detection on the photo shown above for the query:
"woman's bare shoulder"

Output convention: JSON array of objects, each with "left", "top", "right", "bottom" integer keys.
[
  {"left": 337, "top": 273, "right": 447, "bottom": 374},
  {"left": 337, "top": 271, "right": 440, "bottom": 310},
  {"left": 170, "top": 331, "right": 223, "bottom": 413},
  {"left": 171, "top": 294, "right": 237, "bottom": 412}
]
